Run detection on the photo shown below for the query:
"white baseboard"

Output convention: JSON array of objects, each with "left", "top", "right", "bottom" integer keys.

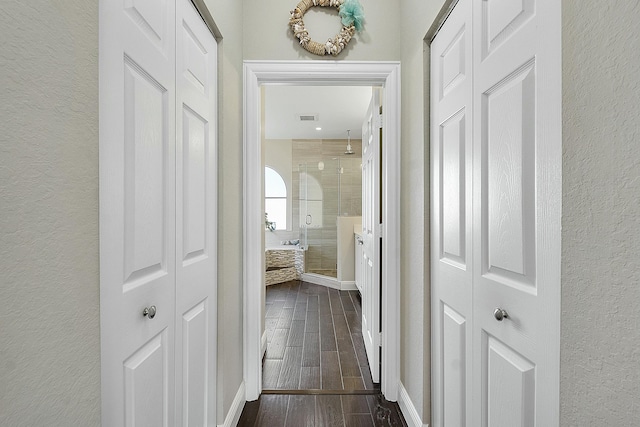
[
  {"left": 218, "top": 381, "right": 245, "bottom": 427},
  {"left": 301, "top": 273, "right": 340, "bottom": 289},
  {"left": 398, "top": 382, "right": 427, "bottom": 427},
  {"left": 301, "top": 274, "right": 358, "bottom": 291},
  {"left": 339, "top": 280, "right": 357, "bottom": 291}
]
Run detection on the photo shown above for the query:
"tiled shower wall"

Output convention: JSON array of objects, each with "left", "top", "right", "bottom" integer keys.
[{"left": 291, "top": 139, "right": 362, "bottom": 273}]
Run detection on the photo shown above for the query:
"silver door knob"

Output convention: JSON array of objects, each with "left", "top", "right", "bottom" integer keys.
[
  {"left": 143, "top": 305, "right": 157, "bottom": 319},
  {"left": 493, "top": 308, "right": 509, "bottom": 321}
]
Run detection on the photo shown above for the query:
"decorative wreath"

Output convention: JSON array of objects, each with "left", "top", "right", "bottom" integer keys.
[{"left": 289, "top": 0, "right": 365, "bottom": 56}]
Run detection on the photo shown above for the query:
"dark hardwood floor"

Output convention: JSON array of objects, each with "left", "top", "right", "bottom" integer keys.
[
  {"left": 237, "top": 281, "right": 407, "bottom": 427},
  {"left": 263, "top": 280, "right": 376, "bottom": 391},
  {"left": 237, "top": 393, "right": 408, "bottom": 427}
]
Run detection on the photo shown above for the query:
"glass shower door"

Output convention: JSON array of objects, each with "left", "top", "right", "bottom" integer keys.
[
  {"left": 299, "top": 162, "right": 324, "bottom": 248},
  {"left": 298, "top": 162, "right": 308, "bottom": 250}
]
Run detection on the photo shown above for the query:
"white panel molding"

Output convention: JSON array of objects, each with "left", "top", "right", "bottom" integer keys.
[
  {"left": 439, "top": 108, "right": 466, "bottom": 267},
  {"left": 442, "top": 305, "right": 466, "bottom": 426},
  {"left": 441, "top": 27, "right": 466, "bottom": 99},
  {"left": 217, "top": 381, "right": 245, "bottom": 427},
  {"left": 398, "top": 382, "right": 428, "bottom": 427},
  {"left": 429, "top": 1, "right": 474, "bottom": 426},
  {"left": 485, "top": 334, "right": 536, "bottom": 425},
  {"left": 243, "top": 60, "right": 401, "bottom": 401}
]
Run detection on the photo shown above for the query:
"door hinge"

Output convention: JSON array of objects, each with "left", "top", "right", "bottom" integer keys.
[
  {"left": 378, "top": 223, "right": 383, "bottom": 236},
  {"left": 378, "top": 332, "right": 383, "bottom": 346},
  {"left": 376, "top": 113, "right": 383, "bottom": 129}
]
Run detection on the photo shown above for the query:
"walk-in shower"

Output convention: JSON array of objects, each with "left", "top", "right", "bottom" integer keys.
[{"left": 295, "top": 141, "right": 362, "bottom": 279}]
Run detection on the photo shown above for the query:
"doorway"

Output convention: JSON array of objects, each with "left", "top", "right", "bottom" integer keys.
[
  {"left": 263, "top": 85, "right": 370, "bottom": 288},
  {"left": 243, "top": 61, "right": 401, "bottom": 402}
]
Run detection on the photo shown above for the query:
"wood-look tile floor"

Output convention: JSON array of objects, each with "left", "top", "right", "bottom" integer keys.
[
  {"left": 240, "top": 281, "right": 406, "bottom": 426},
  {"left": 237, "top": 393, "right": 408, "bottom": 427},
  {"left": 263, "top": 280, "right": 377, "bottom": 391}
]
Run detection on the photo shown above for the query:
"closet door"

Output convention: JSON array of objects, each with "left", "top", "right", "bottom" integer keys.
[
  {"left": 99, "top": 0, "right": 177, "bottom": 425},
  {"left": 430, "top": 0, "right": 473, "bottom": 425},
  {"left": 471, "top": 0, "right": 561, "bottom": 425},
  {"left": 175, "top": 0, "right": 218, "bottom": 425},
  {"left": 432, "top": 0, "right": 561, "bottom": 425}
]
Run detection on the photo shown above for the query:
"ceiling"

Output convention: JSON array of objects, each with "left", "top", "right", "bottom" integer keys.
[{"left": 264, "top": 85, "right": 373, "bottom": 140}]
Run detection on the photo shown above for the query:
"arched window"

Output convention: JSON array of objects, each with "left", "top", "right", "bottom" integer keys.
[{"left": 265, "top": 167, "right": 287, "bottom": 230}]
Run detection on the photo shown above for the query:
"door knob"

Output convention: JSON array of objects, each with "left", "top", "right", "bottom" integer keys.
[
  {"left": 143, "top": 305, "right": 157, "bottom": 319},
  {"left": 493, "top": 308, "right": 509, "bottom": 321}
]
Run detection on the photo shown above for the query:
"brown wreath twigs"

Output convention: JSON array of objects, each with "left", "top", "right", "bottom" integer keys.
[{"left": 289, "top": 0, "right": 356, "bottom": 56}]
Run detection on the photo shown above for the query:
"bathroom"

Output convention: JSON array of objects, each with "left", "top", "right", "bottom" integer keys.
[{"left": 263, "top": 85, "right": 374, "bottom": 289}]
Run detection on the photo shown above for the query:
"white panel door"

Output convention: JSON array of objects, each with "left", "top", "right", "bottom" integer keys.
[
  {"left": 431, "top": 0, "right": 560, "bottom": 425},
  {"left": 361, "top": 89, "right": 382, "bottom": 383},
  {"left": 430, "top": 0, "right": 473, "bottom": 425},
  {"left": 472, "top": 0, "right": 561, "bottom": 426},
  {"left": 175, "top": 0, "right": 217, "bottom": 426},
  {"left": 99, "top": 0, "right": 176, "bottom": 425}
]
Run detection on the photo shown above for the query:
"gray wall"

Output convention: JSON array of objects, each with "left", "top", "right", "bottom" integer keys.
[
  {"left": 202, "top": 0, "right": 246, "bottom": 424},
  {"left": 0, "top": 1, "right": 101, "bottom": 425},
  {"left": 400, "top": 0, "right": 446, "bottom": 422},
  {"left": 561, "top": 0, "right": 640, "bottom": 423}
]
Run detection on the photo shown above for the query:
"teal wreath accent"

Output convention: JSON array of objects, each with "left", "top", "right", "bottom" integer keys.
[{"left": 339, "top": 0, "right": 365, "bottom": 32}]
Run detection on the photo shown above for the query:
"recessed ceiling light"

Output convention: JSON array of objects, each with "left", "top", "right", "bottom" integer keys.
[{"left": 315, "top": 127, "right": 322, "bottom": 131}]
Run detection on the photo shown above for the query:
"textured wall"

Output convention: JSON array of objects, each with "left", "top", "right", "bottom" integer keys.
[
  {"left": 0, "top": 1, "right": 101, "bottom": 425},
  {"left": 202, "top": 0, "right": 246, "bottom": 423},
  {"left": 400, "top": 0, "right": 446, "bottom": 423},
  {"left": 561, "top": 1, "right": 640, "bottom": 424},
  {"left": 243, "top": 0, "right": 401, "bottom": 61}
]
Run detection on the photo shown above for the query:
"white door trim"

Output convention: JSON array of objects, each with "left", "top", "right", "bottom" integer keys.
[{"left": 242, "top": 60, "right": 401, "bottom": 401}]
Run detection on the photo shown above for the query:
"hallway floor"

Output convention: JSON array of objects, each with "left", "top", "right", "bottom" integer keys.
[
  {"left": 263, "top": 280, "right": 375, "bottom": 391},
  {"left": 237, "top": 281, "right": 407, "bottom": 426},
  {"left": 237, "top": 393, "right": 407, "bottom": 427}
]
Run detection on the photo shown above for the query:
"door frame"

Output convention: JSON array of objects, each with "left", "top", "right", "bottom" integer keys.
[{"left": 242, "top": 60, "right": 401, "bottom": 401}]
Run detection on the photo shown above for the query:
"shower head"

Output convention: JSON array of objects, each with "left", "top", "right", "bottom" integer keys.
[{"left": 344, "top": 129, "right": 354, "bottom": 155}]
